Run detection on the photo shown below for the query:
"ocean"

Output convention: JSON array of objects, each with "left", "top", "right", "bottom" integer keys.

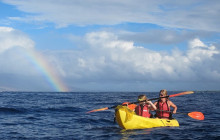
[{"left": 0, "top": 91, "right": 219, "bottom": 140}]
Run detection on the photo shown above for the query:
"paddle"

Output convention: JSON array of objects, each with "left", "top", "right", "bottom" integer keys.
[
  {"left": 86, "top": 91, "right": 194, "bottom": 113},
  {"left": 156, "top": 110, "right": 204, "bottom": 120},
  {"left": 188, "top": 112, "right": 205, "bottom": 120}
]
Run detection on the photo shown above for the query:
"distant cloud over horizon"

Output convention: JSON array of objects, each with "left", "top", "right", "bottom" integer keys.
[{"left": 0, "top": 27, "right": 219, "bottom": 91}]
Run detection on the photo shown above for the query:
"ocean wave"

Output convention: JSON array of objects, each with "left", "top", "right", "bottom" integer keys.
[{"left": 0, "top": 107, "right": 26, "bottom": 114}]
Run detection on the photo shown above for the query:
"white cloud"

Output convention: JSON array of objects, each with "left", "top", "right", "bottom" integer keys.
[
  {"left": 189, "top": 38, "right": 206, "bottom": 48},
  {"left": 0, "top": 26, "right": 34, "bottom": 53},
  {"left": 0, "top": 27, "right": 38, "bottom": 76},
  {"left": 85, "top": 31, "right": 137, "bottom": 51},
  {"left": 117, "top": 30, "right": 213, "bottom": 45},
  {"left": 187, "top": 38, "right": 219, "bottom": 61},
  {"left": 54, "top": 31, "right": 220, "bottom": 85},
  {"left": 2, "top": 0, "right": 220, "bottom": 31},
  {"left": 0, "top": 27, "right": 55, "bottom": 91},
  {"left": 0, "top": 28, "right": 220, "bottom": 91}
]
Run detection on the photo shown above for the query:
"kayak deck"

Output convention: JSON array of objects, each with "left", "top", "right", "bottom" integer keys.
[{"left": 115, "top": 105, "right": 179, "bottom": 130}]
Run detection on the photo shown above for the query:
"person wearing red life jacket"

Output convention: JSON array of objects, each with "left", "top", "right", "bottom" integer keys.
[
  {"left": 154, "top": 89, "right": 177, "bottom": 119},
  {"left": 135, "top": 95, "right": 157, "bottom": 118}
]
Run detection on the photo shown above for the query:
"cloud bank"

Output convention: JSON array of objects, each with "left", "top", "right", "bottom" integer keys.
[
  {"left": 2, "top": 0, "right": 220, "bottom": 31},
  {"left": 0, "top": 27, "right": 60, "bottom": 91},
  {"left": 1, "top": 27, "right": 219, "bottom": 91}
]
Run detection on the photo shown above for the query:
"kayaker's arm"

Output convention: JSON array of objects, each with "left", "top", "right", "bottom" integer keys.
[
  {"left": 147, "top": 101, "right": 157, "bottom": 110},
  {"left": 169, "top": 100, "right": 177, "bottom": 114}
]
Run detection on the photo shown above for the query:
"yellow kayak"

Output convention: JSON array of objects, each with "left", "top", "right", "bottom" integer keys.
[{"left": 115, "top": 105, "right": 179, "bottom": 130}]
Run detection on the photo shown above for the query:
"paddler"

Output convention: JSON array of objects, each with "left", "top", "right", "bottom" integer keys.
[
  {"left": 154, "top": 89, "right": 177, "bottom": 119},
  {"left": 135, "top": 95, "right": 157, "bottom": 118}
]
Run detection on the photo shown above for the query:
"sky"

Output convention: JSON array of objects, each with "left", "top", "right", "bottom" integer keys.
[{"left": 0, "top": 0, "right": 220, "bottom": 92}]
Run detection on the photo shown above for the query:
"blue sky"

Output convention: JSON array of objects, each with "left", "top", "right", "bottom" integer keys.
[{"left": 0, "top": 0, "right": 220, "bottom": 92}]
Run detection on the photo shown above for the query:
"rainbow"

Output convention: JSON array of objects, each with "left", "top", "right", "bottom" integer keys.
[{"left": 25, "top": 49, "right": 69, "bottom": 92}]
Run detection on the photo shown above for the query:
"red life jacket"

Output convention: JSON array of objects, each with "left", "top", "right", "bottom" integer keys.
[
  {"left": 135, "top": 104, "right": 151, "bottom": 118},
  {"left": 156, "top": 100, "right": 170, "bottom": 118}
]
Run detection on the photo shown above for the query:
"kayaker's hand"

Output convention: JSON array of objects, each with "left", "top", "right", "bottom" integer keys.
[
  {"left": 146, "top": 101, "right": 153, "bottom": 105},
  {"left": 172, "top": 110, "right": 176, "bottom": 114}
]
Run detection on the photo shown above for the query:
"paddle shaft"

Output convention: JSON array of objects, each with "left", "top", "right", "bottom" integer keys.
[
  {"left": 87, "top": 91, "right": 194, "bottom": 113},
  {"left": 156, "top": 110, "right": 205, "bottom": 120},
  {"left": 92, "top": 97, "right": 161, "bottom": 110},
  {"left": 124, "top": 95, "right": 170, "bottom": 106},
  {"left": 156, "top": 109, "right": 187, "bottom": 115},
  {"left": 124, "top": 91, "right": 194, "bottom": 106}
]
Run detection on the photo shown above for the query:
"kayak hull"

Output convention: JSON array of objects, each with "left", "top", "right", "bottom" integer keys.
[{"left": 115, "top": 105, "right": 179, "bottom": 130}]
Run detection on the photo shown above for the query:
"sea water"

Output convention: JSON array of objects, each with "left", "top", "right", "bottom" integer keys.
[{"left": 0, "top": 91, "right": 219, "bottom": 139}]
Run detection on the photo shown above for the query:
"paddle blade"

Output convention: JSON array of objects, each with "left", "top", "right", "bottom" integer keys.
[
  {"left": 86, "top": 107, "right": 109, "bottom": 113},
  {"left": 122, "top": 102, "right": 137, "bottom": 111},
  {"left": 169, "top": 91, "right": 194, "bottom": 98},
  {"left": 188, "top": 112, "right": 204, "bottom": 120}
]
